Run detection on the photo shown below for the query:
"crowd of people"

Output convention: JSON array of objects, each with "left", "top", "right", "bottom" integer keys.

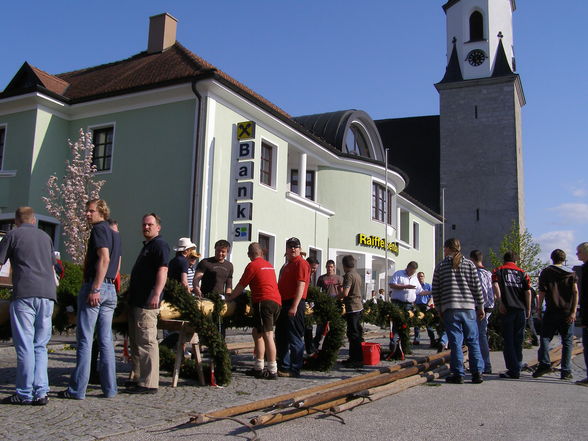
[{"left": 0, "top": 201, "right": 587, "bottom": 406}]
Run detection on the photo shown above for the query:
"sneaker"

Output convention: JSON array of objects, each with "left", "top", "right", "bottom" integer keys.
[
  {"left": 575, "top": 377, "right": 588, "bottom": 386},
  {"left": 561, "top": 372, "right": 573, "bottom": 381},
  {"left": 244, "top": 368, "right": 263, "bottom": 378},
  {"left": 57, "top": 390, "right": 79, "bottom": 400},
  {"left": 532, "top": 364, "right": 552, "bottom": 378},
  {"left": 471, "top": 373, "right": 484, "bottom": 384},
  {"left": 32, "top": 396, "right": 48, "bottom": 406},
  {"left": 261, "top": 370, "right": 278, "bottom": 380},
  {"left": 499, "top": 372, "right": 520, "bottom": 379},
  {"left": 445, "top": 374, "right": 464, "bottom": 384},
  {"left": 1, "top": 394, "right": 32, "bottom": 405}
]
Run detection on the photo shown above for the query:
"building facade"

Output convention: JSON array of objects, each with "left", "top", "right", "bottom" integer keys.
[{"left": 0, "top": 13, "right": 440, "bottom": 298}]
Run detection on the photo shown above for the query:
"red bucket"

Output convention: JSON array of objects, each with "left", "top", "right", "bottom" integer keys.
[{"left": 361, "top": 342, "right": 381, "bottom": 366}]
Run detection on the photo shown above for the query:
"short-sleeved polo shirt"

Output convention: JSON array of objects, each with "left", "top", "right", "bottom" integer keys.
[
  {"left": 128, "top": 235, "right": 170, "bottom": 308},
  {"left": 278, "top": 255, "right": 310, "bottom": 301}
]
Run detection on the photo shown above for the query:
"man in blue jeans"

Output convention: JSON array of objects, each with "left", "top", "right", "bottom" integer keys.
[
  {"left": 432, "top": 238, "right": 485, "bottom": 384},
  {"left": 492, "top": 251, "right": 531, "bottom": 379},
  {"left": 533, "top": 249, "right": 578, "bottom": 380},
  {"left": 0, "top": 207, "right": 57, "bottom": 405},
  {"left": 59, "top": 199, "right": 121, "bottom": 399}
]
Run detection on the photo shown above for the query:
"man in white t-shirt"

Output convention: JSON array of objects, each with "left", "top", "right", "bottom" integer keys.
[{"left": 388, "top": 261, "right": 430, "bottom": 358}]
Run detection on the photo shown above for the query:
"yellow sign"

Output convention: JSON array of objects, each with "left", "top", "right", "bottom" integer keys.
[
  {"left": 356, "top": 233, "right": 399, "bottom": 255},
  {"left": 237, "top": 121, "right": 255, "bottom": 140}
]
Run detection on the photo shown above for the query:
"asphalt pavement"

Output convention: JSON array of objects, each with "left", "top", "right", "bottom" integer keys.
[{"left": 0, "top": 328, "right": 586, "bottom": 441}]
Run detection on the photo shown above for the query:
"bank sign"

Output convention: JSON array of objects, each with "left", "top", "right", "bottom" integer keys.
[
  {"left": 356, "top": 233, "right": 399, "bottom": 255},
  {"left": 232, "top": 122, "right": 256, "bottom": 241}
]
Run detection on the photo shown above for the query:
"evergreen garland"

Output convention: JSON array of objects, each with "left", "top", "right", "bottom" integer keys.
[
  {"left": 162, "top": 279, "right": 232, "bottom": 385},
  {"left": 304, "top": 286, "right": 346, "bottom": 371}
]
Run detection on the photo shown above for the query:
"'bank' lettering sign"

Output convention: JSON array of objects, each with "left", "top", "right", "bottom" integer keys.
[
  {"left": 356, "top": 233, "right": 399, "bottom": 255},
  {"left": 233, "top": 122, "right": 256, "bottom": 241}
]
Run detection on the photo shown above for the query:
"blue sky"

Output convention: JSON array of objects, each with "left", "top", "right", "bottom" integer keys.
[{"left": 2, "top": 0, "right": 586, "bottom": 265}]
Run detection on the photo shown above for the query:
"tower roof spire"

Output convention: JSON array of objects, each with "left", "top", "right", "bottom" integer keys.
[{"left": 439, "top": 39, "right": 463, "bottom": 83}]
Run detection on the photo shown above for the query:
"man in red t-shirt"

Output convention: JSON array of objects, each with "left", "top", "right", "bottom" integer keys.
[
  {"left": 228, "top": 243, "right": 281, "bottom": 380},
  {"left": 275, "top": 237, "right": 310, "bottom": 378}
]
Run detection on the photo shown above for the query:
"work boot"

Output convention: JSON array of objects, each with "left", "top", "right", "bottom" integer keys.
[
  {"left": 445, "top": 374, "right": 464, "bottom": 384},
  {"left": 471, "top": 372, "right": 484, "bottom": 384},
  {"left": 532, "top": 364, "right": 552, "bottom": 378}
]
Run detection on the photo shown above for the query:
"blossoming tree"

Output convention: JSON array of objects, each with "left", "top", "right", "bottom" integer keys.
[{"left": 42, "top": 129, "right": 105, "bottom": 264}]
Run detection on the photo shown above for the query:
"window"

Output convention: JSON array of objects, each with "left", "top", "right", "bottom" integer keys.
[
  {"left": 92, "top": 127, "right": 114, "bottom": 172},
  {"left": 260, "top": 142, "right": 274, "bottom": 187},
  {"left": 0, "top": 127, "right": 5, "bottom": 170},
  {"left": 469, "top": 11, "right": 484, "bottom": 41},
  {"left": 412, "top": 222, "right": 420, "bottom": 250},
  {"left": 400, "top": 210, "right": 410, "bottom": 243},
  {"left": 258, "top": 233, "right": 274, "bottom": 265},
  {"left": 344, "top": 124, "right": 370, "bottom": 157},
  {"left": 372, "top": 183, "right": 393, "bottom": 224},
  {"left": 290, "top": 169, "right": 315, "bottom": 201}
]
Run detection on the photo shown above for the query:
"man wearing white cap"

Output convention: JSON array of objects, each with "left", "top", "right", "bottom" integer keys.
[{"left": 168, "top": 237, "right": 198, "bottom": 291}]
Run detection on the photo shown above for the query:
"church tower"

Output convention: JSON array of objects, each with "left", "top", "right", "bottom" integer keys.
[{"left": 435, "top": 0, "right": 525, "bottom": 260}]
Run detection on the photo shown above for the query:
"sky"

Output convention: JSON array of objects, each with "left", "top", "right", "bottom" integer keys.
[{"left": 1, "top": 0, "right": 586, "bottom": 265}]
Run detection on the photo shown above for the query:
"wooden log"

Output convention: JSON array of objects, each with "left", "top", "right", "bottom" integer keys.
[
  {"left": 294, "top": 355, "right": 450, "bottom": 409},
  {"left": 250, "top": 396, "right": 350, "bottom": 426},
  {"left": 331, "top": 366, "right": 450, "bottom": 413},
  {"left": 189, "top": 356, "right": 435, "bottom": 424}
]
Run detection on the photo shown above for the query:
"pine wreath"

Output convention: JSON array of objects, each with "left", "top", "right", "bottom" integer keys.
[
  {"left": 162, "top": 279, "right": 232, "bottom": 385},
  {"left": 303, "top": 286, "right": 346, "bottom": 371}
]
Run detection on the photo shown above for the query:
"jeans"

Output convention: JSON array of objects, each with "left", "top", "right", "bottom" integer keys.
[
  {"left": 275, "top": 299, "right": 305, "bottom": 375},
  {"left": 583, "top": 327, "right": 588, "bottom": 377},
  {"left": 538, "top": 311, "right": 574, "bottom": 374},
  {"left": 443, "top": 309, "right": 484, "bottom": 376},
  {"left": 10, "top": 297, "right": 54, "bottom": 401},
  {"left": 501, "top": 308, "right": 526, "bottom": 376},
  {"left": 67, "top": 282, "right": 117, "bottom": 399},
  {"left": 478, "top": 312, "right": 492, "bottom": 372},
  {"left": 345, "top": 311, "right": 363, "bottom": 362}
]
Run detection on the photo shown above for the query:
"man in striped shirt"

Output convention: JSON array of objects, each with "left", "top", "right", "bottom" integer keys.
[{"left": 432, "top": 238, "right": 485, "bottom": 384}]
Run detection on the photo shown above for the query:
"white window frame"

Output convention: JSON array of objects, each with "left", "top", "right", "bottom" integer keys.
[
  {"left": 259, "top": 138, "right": 278, "bottom": 189},
  {"left": 258, "top": 230, "right": 276, "bottom": 266},
  {"left": 88, "top": 123, "right": 116, "bottom": 175}
]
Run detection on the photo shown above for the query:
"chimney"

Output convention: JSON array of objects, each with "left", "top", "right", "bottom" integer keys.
[{"left": 147, "top": 13, "right": 178, "bottom": 54}]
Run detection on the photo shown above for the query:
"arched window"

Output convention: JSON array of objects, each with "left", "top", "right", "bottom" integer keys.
[
  {"left": 344, "top": 124, "right": 370, "bottom": 157},
  {"left": 469, "top": 11, "right": 484, "bottom": 41}
]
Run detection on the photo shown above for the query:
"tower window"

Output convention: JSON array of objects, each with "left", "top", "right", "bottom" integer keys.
[{"left": 469, "top": 11, "right": 484, "bottom": 41}]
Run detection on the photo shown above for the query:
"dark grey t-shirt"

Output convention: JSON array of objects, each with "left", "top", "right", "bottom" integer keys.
[
  {"left": 196, "top": 257, "right": 233, "bottom": 295},
  {"left": 0, "top": 223, "right": 57, "bottom": 301}
]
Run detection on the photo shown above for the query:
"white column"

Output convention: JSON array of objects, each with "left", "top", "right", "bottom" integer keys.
[{"left": 298, "top": 153, "right": 307, "bottom": 198}]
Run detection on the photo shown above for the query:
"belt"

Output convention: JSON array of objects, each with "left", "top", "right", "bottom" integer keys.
[{"left": 85, "top": 278, "right": 115, "bottom": 284}]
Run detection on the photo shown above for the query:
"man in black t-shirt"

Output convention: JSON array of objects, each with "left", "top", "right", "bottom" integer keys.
[
  {"left": 126, "top": 213, "right": 169, "bottom": 394},
  {"left": 59, "top": 199, "right": 121, "bottom": 400},
  {"left": 193, "top": 239, "right": 233, "bottom": 298}
]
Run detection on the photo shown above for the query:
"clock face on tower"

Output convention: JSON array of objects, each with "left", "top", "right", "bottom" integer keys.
[{"left": 466, "top": 49, "right": 486, "bottom": 66}]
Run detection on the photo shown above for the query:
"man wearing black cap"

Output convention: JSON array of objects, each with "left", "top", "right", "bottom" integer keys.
[{"left": 275, "top": 237, "right": 310, "bottom": 378}]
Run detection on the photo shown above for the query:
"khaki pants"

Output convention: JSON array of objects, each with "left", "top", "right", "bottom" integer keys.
[{"left": 128, "top": 306, "right": 160, "bottom": 389}]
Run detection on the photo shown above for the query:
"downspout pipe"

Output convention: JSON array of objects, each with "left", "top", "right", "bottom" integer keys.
[{"left": 190, "top": 72, "right": 215, "bottom": 248}]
